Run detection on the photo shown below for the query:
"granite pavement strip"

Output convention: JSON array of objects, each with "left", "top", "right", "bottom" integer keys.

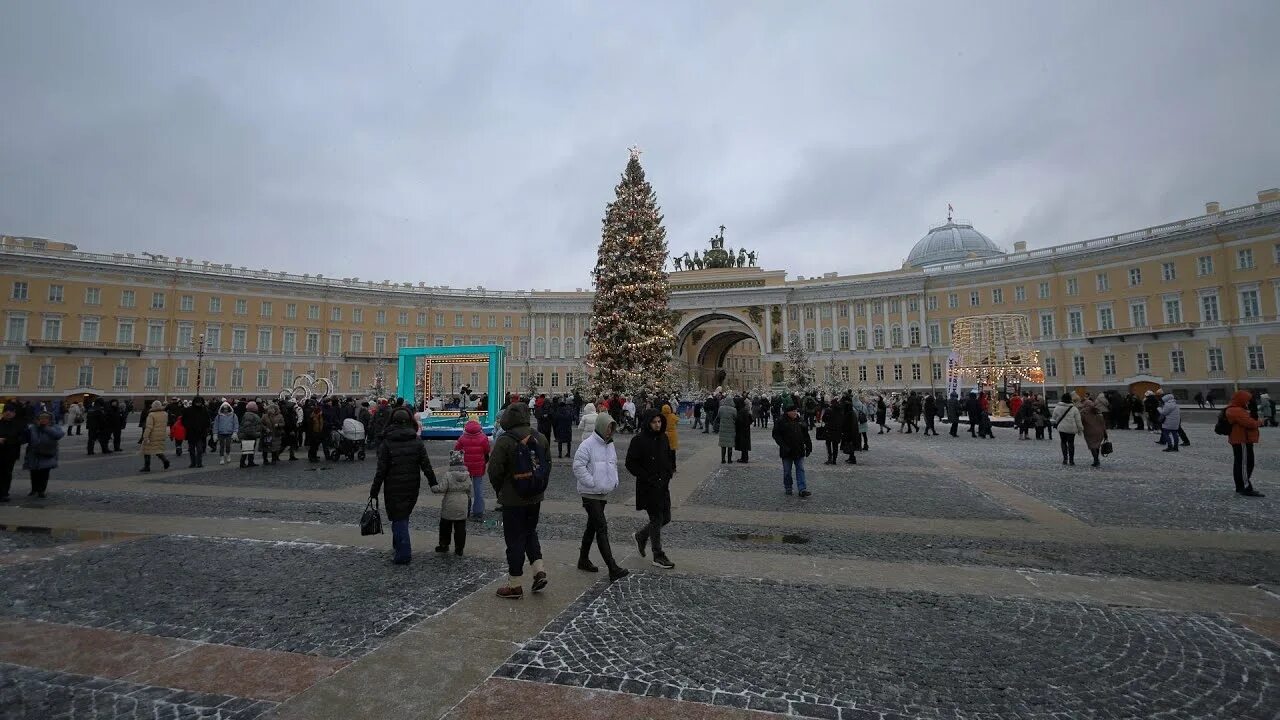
[{"left": 0, "top": 422, "right": 1277, "bottom": 718}]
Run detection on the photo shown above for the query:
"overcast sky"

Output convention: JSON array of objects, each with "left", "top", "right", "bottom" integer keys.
[{"left": 3, "top": 1, "right": 1278, "bottom": 290}]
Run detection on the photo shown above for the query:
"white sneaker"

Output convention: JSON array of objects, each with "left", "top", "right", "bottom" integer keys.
[{"left": 220, "top": 457, "right": 227, "bottom": 464}]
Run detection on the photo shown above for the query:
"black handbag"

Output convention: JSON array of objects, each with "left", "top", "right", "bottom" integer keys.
[
  {"left": 1100, "top": 439, "right": 1113, "bottom": 456},
  {"left": 360, "top": 498, "right": 383, "bottom": 536},
  {"left": 815, "top": 426, "right": 828, "bottom": 440}
]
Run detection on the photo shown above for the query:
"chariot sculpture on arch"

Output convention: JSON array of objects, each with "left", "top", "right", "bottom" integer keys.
[{"left": 672, "top": 225, "right": 758, "bottom": 270}]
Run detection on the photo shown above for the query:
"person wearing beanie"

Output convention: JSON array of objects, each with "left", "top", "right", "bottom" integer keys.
[
  {"left": 432, "top": 450, "right": 473, "bottom": 555},
  {"left": 486, "top": 402, "right": 551, "bottom": 598},
  {"left": 772, "top": 403, "right": 812, "bottom": 498},
  {"left": 139, "top": 400, "right": 171, "bottom": 472},
  {"left": 453, "top": 419, "right": 491, "bottom": 520},
  {"left": 238, "top": 402, "right": 263, "bottom": 468},
  {"left": 371, "top": 407, "right": 438, "bottom": 564},
  {"left": 573, "top": 412, "right": 629, "bottom": 581},
  {"left": 213, "top": 402, "right": 239, "bottom": 464},
  {"left": 1225, "top": 389, "right": 1265, "bottom": 497}
]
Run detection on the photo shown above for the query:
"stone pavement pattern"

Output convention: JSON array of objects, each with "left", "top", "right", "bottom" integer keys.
[{"left": 0, "top": 418, "right": 1277, "bottom": 719}]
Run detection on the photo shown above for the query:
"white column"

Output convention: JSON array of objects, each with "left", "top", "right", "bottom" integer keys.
[
  {"left": 830, "top": 302, "right": 837, "bottom": 351},
  {"left": 901, "top": 296, "right": 909, "bottom": 347},
  {"left": 919, "top": 293, "right": 928, "bottom": 345},
  {"left": 882, "top": 298, "right": 890, "bottom": 348},
  {"left": 528, "top": 312, "right": 536, "bottom": 358},
  {"left": 559, "top": 313, "right": 566, "bottom": 359},
  {"left": 781, "top": 302, "right": 790, "bottom": 348},
  {"left": 574, "top": 315, "right": 581, "bottom": 357},
  {"left": 764, "top": 306, "right": 773, "bottom": 354},
  {"left": 846, "top": 301, "right": 855, "bottom": 351},
  {"left": 865, "top": 300, "right": 874, "bottom": 349}
]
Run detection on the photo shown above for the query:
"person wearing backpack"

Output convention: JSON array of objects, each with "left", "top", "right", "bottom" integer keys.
[
  {"left": 23, "top": 411, "right": 65, "bottom": 498},
  {"left": 486, "top": 402, "right": 552, "bottom": 599},
  {"left": 1223, "top": 390, "right": 1264, "bottom": 497},
  {"left": 573, "top": 412, "right": 630, "bottom": 581}
]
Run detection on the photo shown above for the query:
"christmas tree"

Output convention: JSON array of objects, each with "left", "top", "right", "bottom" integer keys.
[
  {"left": 586, "top": 148, "right": 676, "bottom": 397},
  {"left": 786, "top": 338, "right": 815, "bottom": 393}
]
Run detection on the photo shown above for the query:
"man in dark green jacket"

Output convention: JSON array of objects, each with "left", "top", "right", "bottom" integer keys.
[{"left": 487, "top": 402, "right": 550, "bottom": 599}]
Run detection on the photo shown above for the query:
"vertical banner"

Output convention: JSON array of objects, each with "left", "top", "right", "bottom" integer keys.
[{"left": 945, "top": 350, "right": 961, "bottom": 398}]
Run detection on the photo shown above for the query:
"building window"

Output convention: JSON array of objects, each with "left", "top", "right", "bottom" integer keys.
[
  {"left": 454, "top": 313, "right": 464, "bottom": 328},
  {"left": 43, "top": 318, "right": 62, "bottom": 341},
  {"left": 947, "top": 294, "right": 958, "bottom": 309},
  {"left": 859, "top": 366, "right": 868, "bottom": 382},
  {"left": 1103, "top": 354, "right": 1116, "bottom": 376},
  {"left": 1161, "top": 262, "right": 1176, "bottom": 281},
  {"left": 234, "top": 299, "right": 247, "bottom": 315},
  {"left": 350, "top": 333, "right": 363, "bottom": 352},
  {"left": 180, "top": 294, "right": 194, "bottom": 312},
  {"left": 969, "top": 291, "right": 980, "bottom": 307},
  {"left": 1207, "top": 347, "right": 1224, "bottom": 373},
  {"left": 1248, "top": 345, "right": 1266, "bottom": 371},
  {"left": 1197, "top": 255, "right": 1214, "bottom": 276},
  {"left": 932, "top": 362, "right": 942, "bottom": 381},
  {"left": 78, "top": 364, "right": 94, "bottom": 387},
  {"left": 85, "top": 287, "right": 101, "bottom": 305},
  {"left": 1095, "top": 273, "right": 1109, "bottom": 292},
  {"left": 1136, "top": 352, "right": 1150, "bottom": 373},
  {"left": 373, "top": 335, "right": 386, "bottom": 354},
  {"left": 872, "top": 326, "right": 884, "bottom": 348},
  {"left": 1039, "top": 313, "right": 1055, "bottom": 338},
  {"left": 417, "top": 312, "right": 428, "bottom": 327},
  {"left": 1200, "top": 294, "right": 1220, "bottom": 323},
  {"left": 6, "top": 316, "right": 26, "bottom": 343},
  {"left": 113, "top": 364, "right": 128, "bottom": 389},
  {"left": 1066, "top": 278, "right": 1079, "bottom": 296},
  {"left": 330, "top": 332, "right": 342, "bottom": 354},
  {"left": 397, "top": 335, "right": 409, "bottom": 350},
  {"left": 893, "top": 364, "right": 902, "bottom": 381},
  {"left": 205, "top": 327, "right": 219, "bottom": 350},
  {"left": 174, "top": 366, "right": 188, "bottom": 388},
  {"left": 204, "top": 367, "right": 216, "bottom": 389},
  {"left": 38, "top": 364, "right": 56, "bottom": 388},
  {"left": 230, "top": 368, "right": 244, "bottom": 389},
  {"left": 550, "top": 372, "right": 559, "bottom": 388},
  {"left": 257, "top": 368, "right": 270, "bottom": 389},
  {"left": 151, "top": 292, "right": 165, "bottom": 310},
  {"left": 856, "top": 328, "right": 866, "bottom": 350},
  {"left": 1098, "top": 307, "right": 1114, "bottom": 331},
  {"left": 805, "top": 305, "right": 817, "bottom": 319},
  {"left": 909, "top": 324, "right": 921, "bottom": 346},
  {"left": 286, "top": 303, "right": 297, "bottom": 319},
  {"left": 176, "top": 324, "right": 193, "bottom": 348},
  {"left": 1043, "top": 357, "right": 1057, "bottom": 378},
  {"left": 121, "top": 289, "right": 135, "bottom": 308},
  {"left": 1240, "top": 289, "right": 1261, "bottom": 319},
  {"left": 282, "top": 369, "right": 294, "bottom": 387},
  {"left": 1237, "top": 248, "right": 1255, "bottom": 270},
  {"left": 911, "top": 363, "right": 922, "bottom": 381},
  {"left": 48, "top": 284, "right": 64, "bottom": 303},
  {"left": 11, "top": 281, "right": 29, "bottom": 300},
  {"left": 233, "top": 328, "right": 247, "bottom": 351},
  {"left": 208, "top": 296, "right": 221, "bottom": 313},
  {"left": 890, "top": 325, "right": 902, "bottom": 347},
  {"left": 472, "top": 314, "right": 482, "bottom": 328},
  {"left": 2, "top": 363, "right": 18, "bottom": 388},
  {"left": 821, "top": 328, "right": 833, "bottom": 351},
  {"left": 376, "top": 310, "right": 387, "bottom": 325},
  {"left": 1072, "top": 355, "right": 1085, "bottom": 376},
  {"left": 804, "top": 329, "right": 816, "bottom": 352},
  {"left": 350, "top": 369, "right": 361, "bottom": 390},
  {"left": 928, "top": 323, "right": 940, "bottom": 346},
  {"left": 353, "top": 308, "right": 363, "bottom": 323},
  {"left": 435, "top": 313, "right": 446, "bottom": 327},
  {"left": 1130, "top": 302, "right": 1147, "bottom": 328},
  {"left": 143, "top": 366, "right": 159, "bottom": 389},
  {"left": 1170, "top": 350, "right": 1186, "bottom": 374},
  {"left": 1038, "top": 282, "right": 1050, "bottom": 299},
  {"left": 908, "top": 297, "right": 918, "bottom": 312},
  {"left": 1128, "top": 268, "right": 1142, "bottom": 286},
  {"left": 838, "top": 304, "right": 849, "bottom": 318},
  {"left": 1163, "top": 297, "right": 1182, "bottom": 324},
  {"left": 1067, "top": 310, "right": 1083, "bottom": 336},
  {"left": 991, "top": 288, "right": 1003, "bottom": 304},
  {"left": 1014, "top": 286, "right": 1026, "bottom": 302},
  {"left": 927, "top": 296, "right": 938, "bottom": 311},
  {"left": 81, "top": 318, "right": 100, "bottom": 342},
  {"left": 504, "top": 316, "right": 513, "bottom": 329},
  {"left": 1274, "top": 243, "right": 1280, "bottom": 265},
  {"left": 875, "top": 365, "right": 884, "bottom": 382},
  {"left": 302, "top": 304, "right": 317, "bottom": 321},
  {"left": 328, "top": 306, "right": 340, "bottom": 322},
  {"left": 262, "top": 301, "right": 274, "bottom": 318},
  {"left": 258, "top": 329, "right": 272, "bottom": 353}
]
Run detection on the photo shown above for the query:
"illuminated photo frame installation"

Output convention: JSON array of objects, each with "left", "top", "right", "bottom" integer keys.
[{"left": 396, "top": 344, "right": 506, "bottom": 436}]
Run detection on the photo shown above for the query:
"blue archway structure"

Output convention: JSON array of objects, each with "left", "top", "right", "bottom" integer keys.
[{"left": 397, "top": 345, "right": 506, "bottom": 439}]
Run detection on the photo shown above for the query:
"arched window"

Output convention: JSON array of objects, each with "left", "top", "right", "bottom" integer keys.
[
  {"left": 821, "top": 328, "right": 833, "bottom": 351},
  {"left": 534, "top": 337, "right": 545, "bottom": 357},
  {"left": 891, "top": 324, "right": 902, "bottom": 347},
  {"left": 856, "top": 328, "right": 866, "bottom": 349},
  {"left": 872, "top": 326, "right": 884, "bottom": 348},
  {"left": 565, "top": 337, "right": 576, "bottom": 356},
  {"left": 550, "top": 338, "right": 561, "bottom": 357},
  {"left": 909, "top": 323, "right": 921, "bottom": 346},
  {"left": 804, "top": 329, "right": 816, "bottom": 351},
  {"left": 838, "top": 327, "right": 850, "bottom": 350}
]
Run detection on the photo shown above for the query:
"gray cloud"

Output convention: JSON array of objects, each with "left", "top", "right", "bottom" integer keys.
[{"left": 2, "top": 0, "right": 1278, "bottom": 289}]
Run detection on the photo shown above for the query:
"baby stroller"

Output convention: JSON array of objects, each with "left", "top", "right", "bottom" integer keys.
[
  {"left": 338, "top": 417, "right": 367, "bottom": 461},
  {"left": 619, "top": 412, "right": 637, "bottom": 434}
]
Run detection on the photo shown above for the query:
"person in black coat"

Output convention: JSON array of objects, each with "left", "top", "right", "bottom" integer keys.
[
  {"left": 627, "top": 409, "right": 675, "bottom": 569},
  {"left": 703, "top": 395, "right": 720, "bottom": 434},
  {"left": 922, "top": 394, "right": 937, "bottom": 435},
  {"left": 965, "top": 392, "right": 982, "bottom": 437},
  {"left": 552, "top": 399, "right": 575, "bottom": 458},
  {"left": 370, "top": 408, "right": 437, "bottom": 565},
  {"left": 180, "top": 398, "right": 212, "bottom": 468},
  {"left": 875, "top": 397, "right": 888, "bottom": 433},
  {"left": 733, "top": 396, "right": 752, "bottom": 463},
  {"left": 772, "top": 404, "right": 812, "bottom": 497},
  {"left": 0, "top": 404, "right": 25, "bottom": 502},
  {"left": 821, "top": 398, "right": 845, "bottom": 464},
  {"left": 85, "top": 399, "right": 111, "bottom": 455}
]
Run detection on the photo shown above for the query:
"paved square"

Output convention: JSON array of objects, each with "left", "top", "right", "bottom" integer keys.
[
  {"left": 0, "top": 535, "right": 500, "bottom": 658},
  {"left": 500, "top": 573, "right": 1280, "bottom": 719},
  {"left": 687, "top": 464, "right": 1023, "bottom": 520}
]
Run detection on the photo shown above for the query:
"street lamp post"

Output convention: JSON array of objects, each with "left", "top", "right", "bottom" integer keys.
[
  {"left": 194, "top": 333, "right": 205, "bottom": 399},
  {"left": 924, "top": 345, "right": 934, "bottom": 395}
]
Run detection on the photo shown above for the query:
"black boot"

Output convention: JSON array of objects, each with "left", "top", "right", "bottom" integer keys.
[
  {"left": 160, "top": 455, "right": 170, "bottom": 470},
  {"left": 596, "top": 530, "right": 629, "bottom": 580},
  {"left": 140, "top": 457, "right": 151, "bottom": 472}
]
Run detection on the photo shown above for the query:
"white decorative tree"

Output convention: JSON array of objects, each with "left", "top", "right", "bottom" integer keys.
[{"left": 786, "top": 339, "right": 815, "bottom": 393}]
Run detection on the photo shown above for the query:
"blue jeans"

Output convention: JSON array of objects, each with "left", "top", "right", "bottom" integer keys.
[
  {"left": 1160, "top": 428, "right": 1177, "bottom": 449},
  {"left": 782, "top": 456, "right": 806, "bottom": 492},
  {"left": 470, "top": 475, "right": 485, "bottom": 516},
  {"left": 391, "top": 519, "right": 411, "bottom": 563}
]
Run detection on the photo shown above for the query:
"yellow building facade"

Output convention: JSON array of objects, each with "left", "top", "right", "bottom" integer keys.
[{"left": 3, "top": 189, "right": 1278, "bottom": 404}]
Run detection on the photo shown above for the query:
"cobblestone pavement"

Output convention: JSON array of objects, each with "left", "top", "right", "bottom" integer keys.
[
  {"left": 0, "top": 535, "right": 500, "bottom": 658},
  {"left": 500, "top": 573, "right": 1280, "bottom": 720},
  {"left": 22, "top": 490, "right": 1280, "bottom": 585},
  {"left": 687, "top": 464, "right": 1023, "bottom": 520},
  {"left": 0, "top": 663, "right": 274, "bottom": 720},
  {"left": 0, "top": 528, "right": 77, "bottom": 553}
]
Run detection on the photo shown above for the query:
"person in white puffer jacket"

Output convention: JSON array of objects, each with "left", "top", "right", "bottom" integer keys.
[
  {"left": 577, "top": 402, "right": 600, "bottom": 441},
  {"left": 572, "top": 412, "right": 630, "bottom": 581}
]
